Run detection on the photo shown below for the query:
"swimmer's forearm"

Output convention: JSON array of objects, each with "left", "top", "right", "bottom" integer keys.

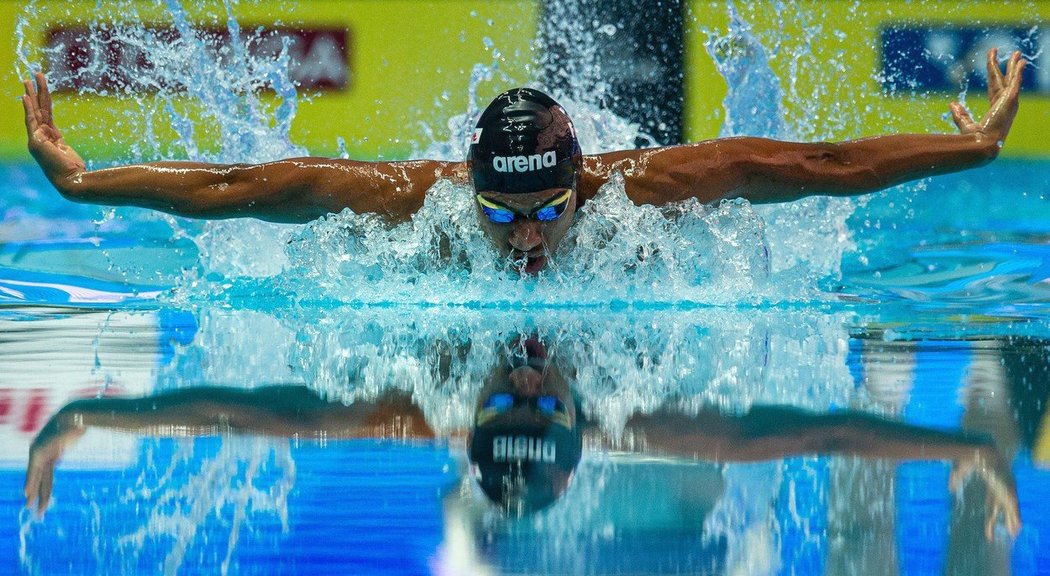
[
  {"left": 47, "top": 388, "right": 331, "bottom": 437},
  {"left": 46, "top": 386, "right": 434, "bottom": 439},
  {"left": 597, "top": 133, "right": 1000, "bottom": 206},
  {"left": 57, "top": 158, "right": 459, "bottom": 223},
  {"left": 730, "top": 133, "right": 1000, "bottom": 203},
  {"left": 774, "top": 409, "right": 993, "bottom": 461},
  {"left": 723, "top": 133, "right": 999, "bottom": 203},
  {"left": 57, "top": 161, "right": 334, "bottom": 223},
  {"left": 625, "top": 406, "right": 992, "bottom": 462},
  {"left": 801, "top": 133, "right": 999, "bottom": 195}
]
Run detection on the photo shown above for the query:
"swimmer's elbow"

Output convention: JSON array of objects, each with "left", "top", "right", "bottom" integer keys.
[{"left": 799, "top": 143, "right": 886, "bottom": 193}]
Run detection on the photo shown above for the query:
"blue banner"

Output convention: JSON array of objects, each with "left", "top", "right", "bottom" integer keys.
[{"left": 880, "top": 25, "right": 1046, "bottom": 94}]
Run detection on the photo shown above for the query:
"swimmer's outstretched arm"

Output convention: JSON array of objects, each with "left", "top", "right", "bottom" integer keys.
[
  {"left": 583, "top": 49, "right": 1025, "bottom": 206},
  {"left": 22, "top": 73, "right": 466, "bottom": 223},
  {"left": 24, "top": 386, "right": 434, "bottom": 513},
  {"left": 624, "top": 404, "right": 1021, "bottom": 538}
]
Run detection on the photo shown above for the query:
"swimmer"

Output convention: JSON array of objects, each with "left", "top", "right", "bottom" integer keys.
[
  {"left": 22, "top": 49, "right": 1025, "bottom": 274},
  {"left": 24, "top": 336, "right": 1021, "bottom": 537}
]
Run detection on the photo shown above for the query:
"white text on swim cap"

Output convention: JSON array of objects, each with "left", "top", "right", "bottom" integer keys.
[
  {"left": 492, "top": 436, "right": 556, "bottom": 463},
  {"left": 492, "top": 151, "right": 557, "bottom": 173}
]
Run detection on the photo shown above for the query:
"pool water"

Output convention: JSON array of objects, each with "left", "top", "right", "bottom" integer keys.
[
  {"left": 3, "top": 0, "right": 1050, "bottom": 573},
  {"left": 1, "top": 158, "right": 1048, "bottom": 575}
]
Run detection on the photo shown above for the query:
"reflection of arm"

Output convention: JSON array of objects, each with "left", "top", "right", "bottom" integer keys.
[
  {"left": 625, "top": 405, "right": 992, "bottom": 462},
  {"left": 47, "top": 385, "right": 435, "bottom": 440},
  {"left": 626, "top": 404, "right": 1021, "bottom": 538},
  {"left": 25, "top": 386, "right": 434, "bottom": 514}
]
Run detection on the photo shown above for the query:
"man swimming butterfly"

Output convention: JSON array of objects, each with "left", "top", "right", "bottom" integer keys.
[{"left": 22, "top": 49, "right": 1025, "bottom": 274}]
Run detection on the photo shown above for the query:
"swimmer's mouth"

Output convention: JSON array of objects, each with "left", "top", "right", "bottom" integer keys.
[{"left": 510, "top": 248, "right": 548, "bottom": 274}]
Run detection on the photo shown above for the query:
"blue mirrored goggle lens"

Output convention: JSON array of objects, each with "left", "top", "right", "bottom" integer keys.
[
  {"left": 533, "top": 205, "right": 561, "bottom": 222},
  {"left": 477, "top": 190, "right": 571, "bottom": 224},
  {"left": 537, "top": 395, "right": 558, "bottom": 413},
  {"left": 484, "top": 393, "right": 515, "bottom": 411},
  {"left": 482, "top": 206, "right": 515, "bottom": 224},
  {"left": 483, "top": 393, "right": 564, "bottom": 415}
]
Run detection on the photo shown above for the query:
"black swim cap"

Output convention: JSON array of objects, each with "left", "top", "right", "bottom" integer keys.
[
  {"left": 469, "top": 420, "right": 582, "bottom": 516},
  {"left": 468, "top": 88, "right": 582, "bottom": 194}
]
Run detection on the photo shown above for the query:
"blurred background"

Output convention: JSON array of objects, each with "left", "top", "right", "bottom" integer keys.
[{"left": 0, "top": 0, "right": 1047, "bottom": 164}]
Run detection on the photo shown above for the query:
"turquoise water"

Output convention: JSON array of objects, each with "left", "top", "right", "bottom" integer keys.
[
  {"left": 2, "top": 159, "right": 1048, "bottom": 574},
  {"left": 4, "top": 0, "right": 1050, "bottom": 574}
]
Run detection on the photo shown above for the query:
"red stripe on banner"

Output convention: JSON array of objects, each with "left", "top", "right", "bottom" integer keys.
[
  {"left": 45, "top": 25, "right": 351, "bottom": 93},
  {"left": 21, "top": 389, "right": 47, "bottom": 434}
]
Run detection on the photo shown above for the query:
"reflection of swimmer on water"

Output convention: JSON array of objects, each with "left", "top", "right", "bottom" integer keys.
[
  {"left": 22, "top": 50, "right": 1025, "bottom": 274},
  {"left": 25, "top": 337, "right": 1021, "bottom": 537}
]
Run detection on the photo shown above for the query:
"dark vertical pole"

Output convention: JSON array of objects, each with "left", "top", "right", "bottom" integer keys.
[{"left": 539, "top": 0, "right": 685, "bottom": 146}]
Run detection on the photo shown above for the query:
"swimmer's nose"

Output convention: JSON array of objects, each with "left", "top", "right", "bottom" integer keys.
[
  {"left": 507, "top": 221, "right": 543, "bottom": 252},
  {"left": 509, "top": 366, "right": 543, "bottom": 397}
]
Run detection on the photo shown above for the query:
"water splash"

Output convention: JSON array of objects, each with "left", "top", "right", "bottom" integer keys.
[
  {"left": 153, "top": 306, "right": 856, "bottom": 436},
  {"left": 15, "top": 0, "right": 863, "bottom": 306},
  {"left": 699, "top": 1, "right": 858, "bottom": 286},
  {"left": 18, "top": 435, "right": 295, "bottom": 575}
]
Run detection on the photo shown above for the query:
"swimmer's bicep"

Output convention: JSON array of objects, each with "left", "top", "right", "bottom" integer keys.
[
  {"left": 586, "top": 140, "right": 783, "bottom": 206},
  {"left": 282, "top": 158, "right": 466, "bottom": 221},
  {"left": 593, "top": 138, "right": 886, "bottom": 206}
]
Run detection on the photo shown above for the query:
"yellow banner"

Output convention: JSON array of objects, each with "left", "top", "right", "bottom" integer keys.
[
  {"left": 684, "top": 1, "right": 1050, "bottom": 157},
  {"left": 0, "top": 0, "right": 538, "bottom": 162},
  {"left": 3, "top": 1, "right": 1048, "bottom": 163}
]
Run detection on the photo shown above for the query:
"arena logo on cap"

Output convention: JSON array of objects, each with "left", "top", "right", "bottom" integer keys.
[
  {"left": 492, "top": 435, "right": 556, "bottom": 463},
  {"left": 492, "top": 151, "right": 557, "bottom": 174}
]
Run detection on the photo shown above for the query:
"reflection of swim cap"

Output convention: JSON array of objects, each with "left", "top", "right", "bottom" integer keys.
[
  {"left": 468, "top": 88, "right": 582, "bottom": 194},
  {"left": 469, "top": 420, "right": 583, "bottom": 516}
]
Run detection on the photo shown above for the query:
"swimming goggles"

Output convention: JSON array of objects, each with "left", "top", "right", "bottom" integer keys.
[
  {"left": 475, "top": 189, "right": 573, "bottom": 224},
  {"left": 476, "top": 393, "right": 572, "bottom": 428}
]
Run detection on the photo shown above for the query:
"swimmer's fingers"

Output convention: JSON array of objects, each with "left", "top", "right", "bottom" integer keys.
[
  {"left": 949, "top": 457, "right": 975, "bottom": 492},
  {"left": 22, "top": 94, "right": 39, "bottom": 138},
  {"left": 22, "top": 78, "right": 41, "bottom": 134},
  {"left": 984, "top": 490, "right": 1022, "bottom": 540},
  {"left": 973, "top": 446, "right": 1022, "bottom": 540},
  {"left": 23, "top": 421, "right": 81, "bottom": 517},
  {"left": 1005, "top": 51, "right": 1026, "bottom": 98},
  {"left": 35, "top": 72, "right": 54, "bottom": 128},
  {"left": 22, "top": 73, "right": 38, "bottom": 102},
  {"left": 986, "top": 48, "right": 1004, "bottom": 102},
  {"left": 985, "top": 500, "right": 999, "bottom": 541},
  {"left": 23, "top": 448, "right": 55, "bottom": 516},
  {"left": 949, "top": 101, "right": 977, "bottom": 134},
  {"left": 23, "top": 456, "right": 38, "bottom": 507},
  {"left": 38, "top": 460, "right": 54, "bottom": 514}
]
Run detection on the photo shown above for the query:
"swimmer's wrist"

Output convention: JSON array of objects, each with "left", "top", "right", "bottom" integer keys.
[
  {"left": 970, "top": 130, "right": 1006, "bottom": 158},
  {"left": 50, "top": 169, "right": 92, "bottom": 201}
]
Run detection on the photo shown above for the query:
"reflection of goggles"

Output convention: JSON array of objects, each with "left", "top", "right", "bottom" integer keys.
[
  {"left": 476, "top": 189, "right": 573, "bottom": 224},
  {"left": 477, "top": 393, "right": 572, "bottom": 427}
]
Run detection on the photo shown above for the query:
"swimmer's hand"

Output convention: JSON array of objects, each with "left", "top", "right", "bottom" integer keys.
[
  {"left": 22, "top": 72, "right": 86, "bottom": 192},
  {"left": 24, "top": 410, "right": 84, "bottom": 517},
  {"left": 950, "top": 443, "right": 1022, "bottom": 540},
  {"left": 949, "top": 49, "right": 1026, "bottom": 148}
]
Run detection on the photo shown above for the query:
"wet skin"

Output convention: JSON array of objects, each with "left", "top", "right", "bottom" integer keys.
[
  {"left": 474, "top": 188, "right": 579, "bottom": 274},
  {"left": 22, "top": 50, "right": 1027, "bottom": 275}
]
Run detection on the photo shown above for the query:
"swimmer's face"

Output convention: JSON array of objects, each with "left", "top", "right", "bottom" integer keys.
[
  {"left": 473, "top": 187, "right": 578, "bottom": 275},
  {"left": 472, "top": 339, "right": 576, "bottom": 429},
  {"left": 467, "top": 337, "right": 579, "bottom": 515}
]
